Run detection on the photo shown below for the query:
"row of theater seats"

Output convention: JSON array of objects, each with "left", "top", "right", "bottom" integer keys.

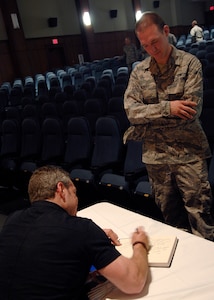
[
  {"left": 1, "top": 85, "right": 214, "bottom": 217},
  {"left": 1, "top": 38, "right": 213, "bottom": 113},
  {"left": 0, "top": 62, "right": 129, "bottom": 109},
  {"left": 175, "top": 40, "right": 214, "bottom": 90},
  {"left": 0, "top": 74, "right": 130, "bottom": 144},
  {"left": 0, "top": 113, "right": 163, "bottom": 220},
  {"left": 1, "top": 55, "right": 214, "bottom": 216},
  {"left": 0, "top": 64, "right": 137, "bottom": 213}
]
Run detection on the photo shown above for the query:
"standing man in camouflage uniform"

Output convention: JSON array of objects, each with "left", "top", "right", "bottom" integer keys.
[
  {"left": 123, "top": 37, "right": 139, "bottom": 73},
  {"left": 124, "top": 11, "right": 214, "bottom": 241}
]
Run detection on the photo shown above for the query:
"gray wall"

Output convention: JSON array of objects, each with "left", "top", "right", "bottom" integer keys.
[
  {"left": 0, "top": 0, "right": 213, "bottom": 40},
  {"left": 17, "top": 0, "right": 80, "bottom": 38},
  {"left": 140, "top": 0, "right": 206, "bottom": 26},
  {"left": 89, "top": 0, "right": 135, "bottom": 33}
]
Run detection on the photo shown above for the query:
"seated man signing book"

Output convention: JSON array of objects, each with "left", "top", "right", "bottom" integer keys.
[{"left": 0, "top": 165, "right": 149, "bottom": 299}]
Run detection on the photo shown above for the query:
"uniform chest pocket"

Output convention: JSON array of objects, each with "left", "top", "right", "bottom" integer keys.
[
  {"left": 141, "top": 80, "right": 158, "bottom": 104},
  {"left": 167, "top": 73, "right": 186, "bottom": 96}
]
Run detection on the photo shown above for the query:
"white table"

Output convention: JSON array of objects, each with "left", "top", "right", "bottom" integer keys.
[{"left": 78, "top": 202, "right": 214, "bottom": 300}]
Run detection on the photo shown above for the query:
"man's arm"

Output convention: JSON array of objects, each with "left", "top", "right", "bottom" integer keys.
[
  {"left": 124, "top": 63, "right": 171, "bottom": 125},
  {"left": 98, "top": 227, "right": 149, "bottom": 294}
]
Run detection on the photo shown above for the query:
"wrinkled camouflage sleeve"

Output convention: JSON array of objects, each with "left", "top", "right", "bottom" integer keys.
[
  {"left": 182, "top": 56, "right": 203, "bottom": 117},
  {"left": 124, "top": 62, "right": 171, "bottom": 126}
]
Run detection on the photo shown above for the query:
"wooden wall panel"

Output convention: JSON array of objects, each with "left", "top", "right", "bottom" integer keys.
[
  {"left": 0, "top": 26, "right": 189, "bottom": 85},
  {"left": 0, "top": 41, "right": 15, "bottom": 84},
  {"left": 0, "top": 34, "right": 84, "bottom": 84}
]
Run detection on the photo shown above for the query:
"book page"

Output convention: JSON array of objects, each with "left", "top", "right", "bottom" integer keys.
[{"left": 116, "top": 236, "right": 178, "bottom": 267}]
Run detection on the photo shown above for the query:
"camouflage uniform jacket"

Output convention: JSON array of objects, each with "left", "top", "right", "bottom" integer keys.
[
  {"left": 123, "top": 43, "right": 138, "bottom": 66},
  {"left": 124, "top": 46, "right": 211, "bottom": 164}
]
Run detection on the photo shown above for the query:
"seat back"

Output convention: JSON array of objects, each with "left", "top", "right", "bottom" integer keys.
[
  {"left": 73, "top": 88, "right": 88, "bottom": 114},
  {"left": 85, "top": 76, "right": 96, "bottom": 91},
  {"left": 22, "top": 104, "right": 39, "bottom": 121},
  {"left": 205, "top": 52, "right": 214, "bottom": 64},
  {"left": 0, "top": 119, "right": 21, "bottom": 187},
  {"left": 62, "top": 100, "right": 80, "bottom": 132},
  {"left": 200, "top": 89, "right": 214, "bottom": 148},
  {"left": 41, "top": 118, "right": 64, "bottom": 163},
  {"left": 203, "top": 30, "right": 210, "bottom": 40},
  {"left": 92, "top": 87, "right": 108, "bottom": 113},
  {"left": 206, "top": 45, "right": 214, "bottom": 53},
  {"left": 91, "top": 116, "right": 123, "bottom": 168},
  {"left": 9, "top": 87, "right": 23, "bottom": 106},
  {"left": 97, "top": 78, "right": 112, "bottom": 99},
  {"left": 123, "top": 140, "right": 147, "bottom": 177},
  {"left": 0, "top": 89, "right": 8, "bottom": 112},
  {"left": 20, "top": 118, "right": 41, "bottom": 159},
  {"left": 108, "top": 97, "right": 130, "bottom": 134},
  {"left": 0, "top": 119, "right": 20, "bottom": 157},
  {"left": 83, "top": 98, "right": 104, "bottom": 135},
  {"left": 40, "top": 102, "right": 59, "bottom": 123},
  {"left": 112, "top": 84, "right": 126, "bottom": 97},
  {"left": 203, "top": 66, "right": 214, "bottom": 90},
  {"left": 37, "top": 80, "right": 48, "bottom": 97},
  {"left": 64, "top": 117, "right": 92, "bottom": 168}
]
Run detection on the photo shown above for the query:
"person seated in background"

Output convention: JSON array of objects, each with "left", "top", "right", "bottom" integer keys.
[
  {"left": 190, "top": 20, "right": 203, "bottom": 43},
  {"left": 0, "top": 165, "right": 149, "bottom": 299}
]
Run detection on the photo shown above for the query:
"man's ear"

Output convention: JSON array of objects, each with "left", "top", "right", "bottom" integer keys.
[
  {"left": 163, "top": 25, "right": 170, "bottom": 36},
  {"left": 56, "top": 182, "right": 66, "bottom": 201}
]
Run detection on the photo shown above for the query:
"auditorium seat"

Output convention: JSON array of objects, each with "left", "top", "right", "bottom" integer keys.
[
  {"left": 62, "top": 100, "right": 81, "bottom": 133},
  {"left": 107, "top": 97, "right": 130, "bottom": 134},
  {"left": 205, "top": 52, "right": 214, "bottom": 64},
  {"left": 101, "top": 69, "right": 115, "bottom": 85},
  {"left": 117, "top": 66, "right": 129, "bottom": 77},
  {"left": 196, "top": 49, "right": 207, "bottom": 62},
  {"left": 80, "top": 82, "right": 93, "bottom": 98},
  {"left": 203, "top": 29, "right": 210, "bottom": 41},
  {"left": 97, "top": 78, "right": 112, "bottom": 99},
  {"left": 133, "top": 180, "right": 164, "bottom": 221},
  {"left": 40, "top": 102, "right": 60, "bottom": 123},
  {"left": 17, "top": 118, "right": 41, "bottom": 195},
  {"left": 73, "top": 88, "right": 88, "bottom": 114},
  {"left": 92, "top": 87, "right": 108, "bottom": 113},
  {"left": 83, "top": 98, "right": 105, "bottom": 135},
  {"left": 85, "top": 76, "right": 96, "bottom": 91},
  {"left": 200, "top": 89, "right": 214, "bottom": 150},
  {"left": 62, "top": 117, "right": 93, "bottom": 172},
  {"left": 0, "top": 89, "right": 9, "bottom": 112},
  {"left": 0, "top": 119, "right": 21, "bottom": 188},
  {"left": 112, "top": 84, "right": 126, "bottom": 97},
  {"left": 98, "top": 140, "right": 147, "bottom": 207},
  {"left": 9, "top": 87, "right": 23, "bottom": 106},
  {"left": 203, "top": 65, "right": 214, "bottom": 90},
  {"left": 73, "top": 71, "right": 84, "bottom": 89},
  {"left": 70, "top": 116, "right": 123, "bottom": 206},
  {"left": 39, "top": 118, "right": 65, "bottom": 166}
]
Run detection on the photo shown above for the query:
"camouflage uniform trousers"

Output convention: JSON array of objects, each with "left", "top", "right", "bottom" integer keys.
[{"left": 146, "top": 160, "right": 214, "bottom": 241}]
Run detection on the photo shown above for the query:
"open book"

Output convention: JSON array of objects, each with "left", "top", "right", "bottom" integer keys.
[{"left": 116, "top": 236, "right": 178, "bottom": 267}]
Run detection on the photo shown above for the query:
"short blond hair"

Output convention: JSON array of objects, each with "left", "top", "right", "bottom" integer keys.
[{"left": 135, "top": 11, "right": 165, "bottom": 34}]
